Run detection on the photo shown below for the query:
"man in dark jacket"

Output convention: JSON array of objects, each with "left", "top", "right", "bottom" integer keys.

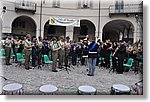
[
  {"left": 87, "top": 37, "right": 99, "bottom": 76},
  {"left": 116, "top": 40, "right": 126, "bottom": 74}
]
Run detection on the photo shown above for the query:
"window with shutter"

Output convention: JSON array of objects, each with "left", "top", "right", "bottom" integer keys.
[
  {"left": 52, "top": 0, "right": 60, "bottom": 8},
  {"left": 78, "top": 0, "right": 92, "bottom": 9}
]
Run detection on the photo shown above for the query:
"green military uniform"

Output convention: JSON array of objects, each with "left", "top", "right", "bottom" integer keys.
[
  {"left": 5, "top": 38, "right": 11, "bottom": 65},
  {"left": 58, "top": 40, "right": 66, "bottom": 68},
  {"left": 14, "top": 39, "right": 20, "bottom": 62},
  {"left": 51, "top": 42, "right": 59, "bottom": 71},
  {"left": 24, "top": 39, "right": 32, "bottom": 69}
]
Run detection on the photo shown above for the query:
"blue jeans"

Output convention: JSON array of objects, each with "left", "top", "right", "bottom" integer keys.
[{"left": 88, "top": 58, "right": 97, "bottom": 75}]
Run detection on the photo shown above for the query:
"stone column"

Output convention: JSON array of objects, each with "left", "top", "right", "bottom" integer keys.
[
  {"left": 36, "top": 28, "right": 44, "bottom": 39},
  {"left": 41, "top": 29, "right": 44, "bottom": 38},
  {"left": 2, "top": 27, "right": 11, "bottom": 33},
  {"left": 95, "top": 29, "right": 102, "bottom": 41},
  {"left": 66, "top": 26, "right": 74, "bottom": 40},
  {"left": 36, "top": 28, "right": 40, "bottom": 38}
]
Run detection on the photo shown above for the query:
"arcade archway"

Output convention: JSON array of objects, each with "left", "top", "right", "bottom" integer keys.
[
  {"left": 44, "top": 20, "right": 66, "bottom": 39},
  {"left": 73, "top": 19, "right": 96, "bottom": 41},
  {"left": 102, "top": 20, "right": 134, "bottom": 42},
  {"left": 12, "top": 16, "right": 36, "bottom": 37}
]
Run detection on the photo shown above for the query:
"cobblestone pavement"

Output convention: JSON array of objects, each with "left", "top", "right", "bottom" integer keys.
[{"left": 0, "top": 62, "right": 141, "bottom": 95}]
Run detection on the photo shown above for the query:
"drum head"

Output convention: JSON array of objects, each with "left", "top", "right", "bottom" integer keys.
[{"left": 112, "top": 84, "right": 130, "bottom": 92}]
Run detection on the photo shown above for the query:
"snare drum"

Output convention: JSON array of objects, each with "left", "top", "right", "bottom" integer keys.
[
  {"left": 2, "top": 83, "right": 23, "bottom": 95},
  {"left": 111, "top": 84, "right": 131, "bottom": 95},
  {"left": 78, "top": 85, "right": 97, "bottom": 95},
  {"left": 39, "top": 84, "right": 58, "bottom": 95}
]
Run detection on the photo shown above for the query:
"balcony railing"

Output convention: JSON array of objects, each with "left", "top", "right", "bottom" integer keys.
[
  {"left": 109, "top": 4, "right": 143, "bottom": 15},
  {"left": 15, "top": 1, "right": 36, "bottom": 14}
]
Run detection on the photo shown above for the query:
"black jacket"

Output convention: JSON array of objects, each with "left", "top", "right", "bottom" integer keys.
[
  {"left": 116, "top": 45, "right": 126, "bottom": 59},
  {"left": 88, "top": 42, "right": 99, "bottom": 58}
]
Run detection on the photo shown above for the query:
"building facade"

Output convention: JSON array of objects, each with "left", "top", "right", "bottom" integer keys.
[{"left": 0, "top": 0, "right": 143, "bottom": 42}]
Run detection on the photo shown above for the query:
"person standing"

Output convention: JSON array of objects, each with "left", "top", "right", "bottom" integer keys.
[
  {"left": 32, "top": 37, "right": 38, "bottom": 68},
  {"left": 42, "top": 38, "right": 50, "bottom": 56},
  {"left": 51, "top": 37, "right": 61, "bottom": 72},
  {"left": 87, "top": 37, "right": 99, "bottom": 76},
  {"left": 81, "top": 40, "right": 89, "bottom": 65},
  {"left": 5, "top": 34, "right": 12, "bottom": 65},
  {"left": 58, "top": 36, "right": 66, "bottom": 69},
  {"left": 17, "top": 38, "right": 24, "bottom": 53},
  {"left": 116, "top": 40, "right": 126, "bottom": 74},
  {"left": 14, "top": 36, "right": 20, "bottom": 62},
  {"left": 37, "top": 36, "right": 43, "bottom": 67},
  {"left": 71, "top": 41, "right": 78, "bottom": 65},
  {"left": 103, "top": 39, "right": 112, "bottom": 69},
  {"left": 24, "top": 34, "right": 32, "bottom": 70}
]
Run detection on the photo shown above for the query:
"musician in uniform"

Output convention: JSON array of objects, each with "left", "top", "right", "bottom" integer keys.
[
  {"left": 58, "top": 36, "right": 66, "bottom": 69},
  {"left": 37, "top": 36, "right": 43, "bottom": 66},
  {"left": 71, "top": 40, "right": 78, "bottom": 65},
  {"left": 32, "top": 36, "right": 38, "bottom": 68},
  {"left": 24, "top": 34, "right": 32, "bottom": 70},
  {"left": 51, "top": 37, "right": 60, "bottom": 72},
  {"left": 13, "top": 36, "right": 20, "bottom": 62},
  {"left": 112, "top": 42, "right": 119, "bottom": 72},
  {"left": 5, "top": 34, "right": 12, "bottom": 65},
  {"left": 42, "top": 38, "right": 50, "bottom": 56},
  {"left": 103, "top": 39, "right": 112, "bottom": 68},
  {"left": 116, "top": 40, "right": 126, "bottom": 74},
  {"left": 81, "top": 40, "right": 89, "bottom": 65},
  {"left": 96, "top": 38, "right": 101, "bottom": 66}
]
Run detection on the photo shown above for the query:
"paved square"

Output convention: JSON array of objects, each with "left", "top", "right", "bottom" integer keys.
[{"left": 0, "top": 63, "right": 141, "bottom": 95}]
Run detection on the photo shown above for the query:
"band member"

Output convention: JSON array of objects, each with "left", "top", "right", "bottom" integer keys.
[
  {"left": 37, "top": 36, "right": 43, "bottom": 66},
  {"left": 116, "top": 40, "right": 126, "bottom": 74},
  {"left": 5, "top": 34, "right": 12, "bottom": 65},
  {"left": 87, "top": 37, "right": 99, "bottom": 76},
  {"left": 51, "top": 37, "right": 60, "bottom": 72},
  {"left": 32, "top": 36, "right": 38, "bottom": 68},
  {"left": 71, "top": 40, "right": 78, "bottom": 65},
  {"left": 24, "top": 34, "right": 32, "bottom": 70},
  {"left": 103, "top": 39, "right": 112, "bottom": 68},
  {"left": 58, "top": 36, "right": 66, "bottom": 68},
  {"left": 12, "top": 36, "right": 20, "bottom": 62},
  {"left": 42, "top": 38, "right": 50, "bottom": 56},
  {"left": 76, "top": 40, "right": 83, "bottom": 61},
  {"left": 96, "top": 38, "right": 101, "bottom": 66},
  {"left": 112, "top": 42, "right": 119, "bottom": 72},
  {"left": 84, "top": 34, "right": 90, "bottom": 42},
  {"left": 17, "top": 38, "right": 24, "bottom": 53},
  {"left": 65, "top": 36, "right": 71, "bottom": 65},
  {"left": 81, "top": 40, "right": 89, "bottom": 65}
]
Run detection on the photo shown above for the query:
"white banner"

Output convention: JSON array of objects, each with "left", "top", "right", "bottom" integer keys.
[{"left": 49, "top": 17, "right": 80, "bottom": 27}]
